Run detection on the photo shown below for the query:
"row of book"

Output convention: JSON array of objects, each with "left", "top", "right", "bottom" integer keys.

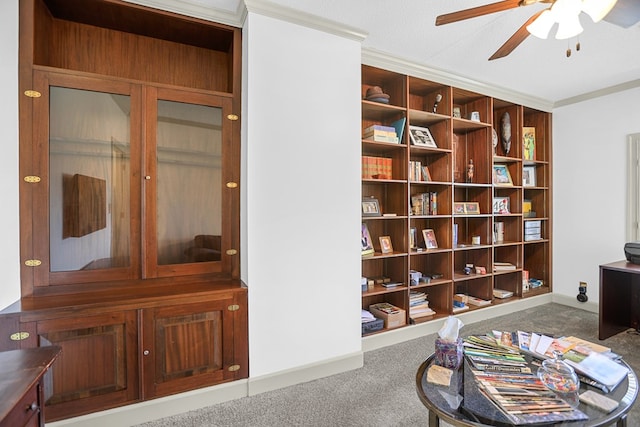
[
  {"left": 362, "top": 155, "right": 392, "bottom": 180},
  {"left": 409, "top": 160, "right": 432, "bottom": 182},
  {"left": 410, "top": 192, "right": 437, "bottom": 216}
]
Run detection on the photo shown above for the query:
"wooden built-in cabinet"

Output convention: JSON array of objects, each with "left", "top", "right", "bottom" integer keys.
[
  {"left": 361, "top": 65, "right": 552, "bottom": 333},
  {"left": 1, "top": 0, "right": 247, "bottom": 421}
]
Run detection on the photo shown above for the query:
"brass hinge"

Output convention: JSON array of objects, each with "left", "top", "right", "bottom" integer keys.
[
  {"left": 227, "top": 114, "right": 239, "bottom": 121},
  {"left": 10, "top": 332, "right": 30, "bottom": 341},
  {"left": 24, "top": 90, "right": 41, "bottom": 98},
  {"left": 228, "top": 304, "right": 240, "bottom": 311},
  {"left": 228, "top": 364, "right": 240, "bottom": 372},
  {"left": 226, "top": 182, "right": 238, "bottom": 188},
  {"left": 226, "top": 249, "right": 237, "bottom": 256},
  {"left": 25, "top": 259, "right": 42, "bottom": 267},
  {"left": 24, "top": 176, "right": 41, "bottom": 183}
]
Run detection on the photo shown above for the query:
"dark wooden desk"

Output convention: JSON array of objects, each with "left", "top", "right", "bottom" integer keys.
[
  {"left": 0, "top": 346, "right": 61, "bottom": 427},
  {"left": 599, "top": 261, "right": 640, "bottom": 340}
]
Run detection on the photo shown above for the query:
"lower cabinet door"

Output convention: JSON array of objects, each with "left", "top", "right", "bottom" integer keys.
[
  {"left": 141, "top": 297, "right": 238, "bottom": 398},
  {"left": 35, "top": 311, "right": 139, "bottom": 421}
]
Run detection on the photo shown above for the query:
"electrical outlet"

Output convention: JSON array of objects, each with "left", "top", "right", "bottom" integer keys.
[{"left": 577, "top": 281, "right": 588, "bottom": 302}]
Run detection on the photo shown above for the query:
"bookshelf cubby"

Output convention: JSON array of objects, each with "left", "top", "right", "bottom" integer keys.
[{"left": 361, "top": 65, "right": 552, "bottom": 334}]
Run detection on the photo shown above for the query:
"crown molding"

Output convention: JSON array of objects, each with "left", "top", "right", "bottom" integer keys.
[
  {"left": 122, "top": 0, "right": 246, "bottom": 27},
  {"left": 362, "top": 49, "right": 554, "bottom": 112},
  {"left": 243, "top": 0, "right": 367, "bottom": 42},
  {"left": 554, "top": 79, "right": 640, "bottom": 108}
]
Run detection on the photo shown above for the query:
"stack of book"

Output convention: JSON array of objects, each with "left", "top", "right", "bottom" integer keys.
[
  {"left": 524, "top": 220, "right": 542, "bottom": 241},
  {"left": 493, "top": 261, "right": 516, "bottom": 272},
  {"left": 362, "top": 124, "right": 399, "bottom": 143},
  {"left": 409, "top": 290, "right": 435, "bottom": 320},
  {"left": 466, "top": 295, "right": 491, "bottom": 307},
  {"left": 452, "top": 294, "right": 469, "bottom": 313}
]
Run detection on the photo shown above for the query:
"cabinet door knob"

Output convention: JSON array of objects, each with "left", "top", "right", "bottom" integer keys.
[
  {"left": 145, "top": 176, "right": 151, "bottom": 180},
  {"left": 28, "top": 402, "right": 38, "bottom": 412},
  {"left": 143, "top": 350, "right": 150, "bottom": 356}
]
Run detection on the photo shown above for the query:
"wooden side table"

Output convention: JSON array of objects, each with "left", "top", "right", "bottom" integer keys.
[{"left": 0, "top": 346, "right": 61, "bottom": 427}]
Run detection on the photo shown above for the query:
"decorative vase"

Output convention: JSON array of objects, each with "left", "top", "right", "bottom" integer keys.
[{"left": 501, "top": 112, "right": 511, "bottom": 155}]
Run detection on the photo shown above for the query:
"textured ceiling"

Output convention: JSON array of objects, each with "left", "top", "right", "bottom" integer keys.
[{"left": 130, "top": 0, "right": 640, "bottom": 105}]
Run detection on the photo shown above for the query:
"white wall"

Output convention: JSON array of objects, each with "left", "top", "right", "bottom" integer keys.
[
  {"left": 242, "top": 12, "right": 363, "bottom": 377},
  {"left": 553, "top": 87, "right": 640, "bottom": 303},
  {"left": 0, "top": 0, "right": 20, "bottom": 310}
]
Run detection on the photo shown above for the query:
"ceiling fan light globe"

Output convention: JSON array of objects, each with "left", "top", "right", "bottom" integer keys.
[
  {"left": 555, "top": 14, "right": 584, "bottom": 39},
  {"left": 582, "top": 0, "right": 618, "bottom": 22},
  {"left": 527, "top": 10, "right": 556, "bottom": 38}
]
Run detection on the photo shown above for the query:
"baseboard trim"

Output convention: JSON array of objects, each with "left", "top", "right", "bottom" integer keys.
[
  {"left": 47, "top": 352, "right": 364, "bottom": 427},
  {"left": 47, "top": 379, "right": 249, "bottom": 427},
  {"left": 552, "top": 293, "right": 599, "bottom": 313},
  {"left": 49, "top": 295, "right": 568, "bottom": 427},
  {"left": 247, "top": 351, "right": 364, "bottom": 396}
]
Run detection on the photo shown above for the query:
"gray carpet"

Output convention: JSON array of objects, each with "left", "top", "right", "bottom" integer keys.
[{"left": 137, "top": 303, "right": 639, "bottom": 426}]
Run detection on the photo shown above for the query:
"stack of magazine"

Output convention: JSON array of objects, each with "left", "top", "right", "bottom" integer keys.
[
  {"left": 462, "top": 333, "right": 606, "bottom": 425},
  {"left": 506, "top": 331, "right": 629, "bottom": 392}
]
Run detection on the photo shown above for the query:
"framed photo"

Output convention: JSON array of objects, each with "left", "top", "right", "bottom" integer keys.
[
  {"left": 379, "top": 236, "right": 393, "bottom": 254},
  {"left": 422, "top": 229, "right": 438, "bottom": 249},
  {"left": 465, "top": 202, "right": 480, "bottom": 215},
  {"left": 362, "top": 197, "right": 381, "bottom": 217},
  {"left": 523, "top": 165, "right": 537, "bottom": 187},
  {"left": 409, "top": 125, "right": 437, "bottom": 148},
  {"left": 493, "top": 164, "right": 513, "bottom": 186},
  {"left": 523, "top": 127, "right": 536, "bottom": 160},
  {"left": 493, "top": 197, "right": 510, "bottom": 214},
  {"left": 361, "top": 223, "right": 374, "bottom": 256},
  {"left": 454, "top": 202, "right": 466, "bottom": 214},
  {"left": 409, "top": 227, "right": 418, "bottom": 249}
]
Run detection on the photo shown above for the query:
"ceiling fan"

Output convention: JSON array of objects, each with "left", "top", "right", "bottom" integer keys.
[{"left": 435, "top": 0, "right": 618, "bottom": 60}]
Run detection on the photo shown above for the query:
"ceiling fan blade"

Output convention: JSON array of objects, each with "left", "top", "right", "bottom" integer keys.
[
  {"left": 488, "top": 10, "right": 544, "bottom": 60},
  {"left": 436, "top": 0, "right": 523, "bottom": 26}
]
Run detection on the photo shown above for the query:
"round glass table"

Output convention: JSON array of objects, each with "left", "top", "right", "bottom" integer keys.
[{"left": 416, "top": 353, "right": 638, "bottom": 427}]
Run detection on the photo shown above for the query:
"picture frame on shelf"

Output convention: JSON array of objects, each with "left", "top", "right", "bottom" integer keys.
[
  {"left": 465, "top": 202, "right": 481, "bottom": 215},
  {"left": 523, "top": 165, "right": 537, "bottom": 187},
  {"left": 454, "top": 202, "right": 466, "bottom": 214},
  {"left": 409, "top": 125, "right": 437, "bottom": 148},
  {"left": 362, "top": 197, "right": 381, "bottom": 217},
  {"left": 493, "top": 164, "right": 513, "bottom": 186},
  {"left": 361, "top": 223, "right": 374, "bottom": 257},
  {"left": 422, "top": 229, "right": 438, "bottom": 249},
  {"left": 523, "top": 127, "right": 536, "bottom": 160},
  {"left": 379, "top": 236, "right": 393, "bottom": 254},
  {"left": 493, "top": 197, "right": 510, "bottom": 214}
]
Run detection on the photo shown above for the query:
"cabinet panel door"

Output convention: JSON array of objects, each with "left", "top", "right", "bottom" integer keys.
[
  {"left": 35, "top": 311, "right": 138, "bottom": 420},
  {"left": 142, "top": 298, "right": 237, "bottom": 398}
]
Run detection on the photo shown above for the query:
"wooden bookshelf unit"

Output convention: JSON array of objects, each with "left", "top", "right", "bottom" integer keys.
[{"left": 361, "top": 65, "right": 552, "bottom": 333}]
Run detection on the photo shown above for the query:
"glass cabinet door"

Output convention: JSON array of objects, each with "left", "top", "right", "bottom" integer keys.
[
  {"left": 29, "top": 72, "right": 234, "bottom": 288},
  {"left": 31, "top": 71, "right": 142, "bottom": 287},
  {"left": 49, "top": 86, "right": 132, "bottom": 272},
  {"left": 144, "top": 87, "right": 231, "bottom": 278}
]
